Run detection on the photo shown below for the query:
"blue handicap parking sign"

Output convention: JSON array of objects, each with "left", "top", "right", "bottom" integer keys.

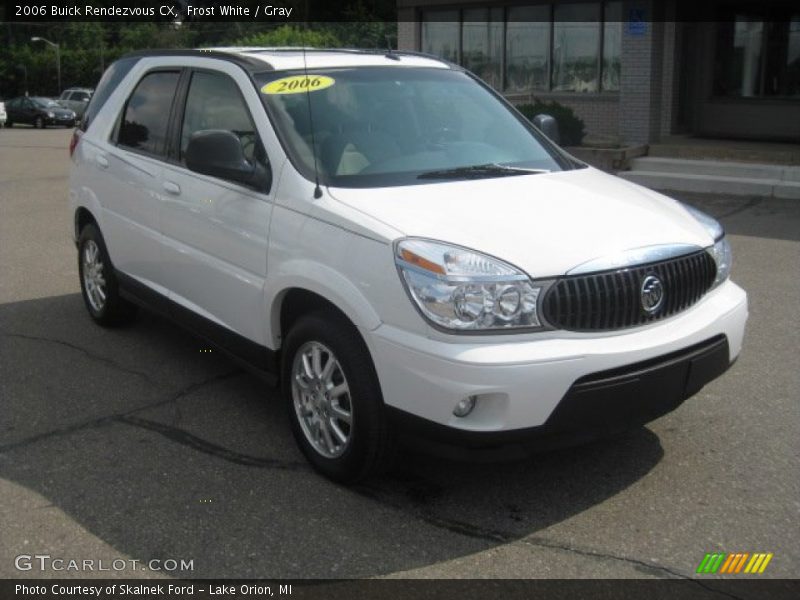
[{"left": 627, "top": 9, "right": 648, "bottom": 36}]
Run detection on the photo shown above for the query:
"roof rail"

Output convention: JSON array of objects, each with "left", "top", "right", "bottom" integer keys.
[
  {"left": 235, "top": 46, "right": 459, "bottom": 69},
  {"left": 120, "top": 48, "right": 273, "bottom": 71},
  {"left": 119, "top": 47, "right": 460, "bottom": 73}
]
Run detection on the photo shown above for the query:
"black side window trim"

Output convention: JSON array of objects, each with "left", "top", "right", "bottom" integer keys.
[
  {"left": 113, "top": 68, "right": 184, "bottom": 161},
  {"left": 164, "top": 69, "right": 192, "bottom": 164}
]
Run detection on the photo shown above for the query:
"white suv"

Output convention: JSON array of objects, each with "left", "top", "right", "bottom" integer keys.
[{"left": 68, "top": 49, "right": 748, "bottom": 482}]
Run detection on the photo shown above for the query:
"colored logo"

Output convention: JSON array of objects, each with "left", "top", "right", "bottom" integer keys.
[{"left": 696, "top": 552, "right": 773, "bottom": 574}]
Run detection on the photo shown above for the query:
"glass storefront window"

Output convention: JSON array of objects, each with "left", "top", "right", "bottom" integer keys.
[
  {"left": 602, "top": 2, "right": 622, "bottom": 91},
  {"left": 552, "top": 3, "right": 601, "bottom": 92},
  {"left": 421, "top": 3, "right": 623, "bottom": 95},
  {"left": 765, "top": 16, "right": 800, "bottom": 97},
  {"left": 505, "top": 6, "right": 551, "bottom": 92},
  {"left": 421, "top": 10, "right": 460, "bottom": 64},
  {"left": 462, "top": 8, "right": 504, "bottom": 89},
  {"left": 716, "top": 18, "right": 764, "bottom": 97},
  {"left": 714, "top": 14, "right": 800, "bottom": 98}
]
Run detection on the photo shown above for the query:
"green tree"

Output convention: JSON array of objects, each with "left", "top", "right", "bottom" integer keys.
[
  {"left": 0, "top": 17, "right": 398, "bottom": 99},
  {"left": 234, "top": 25, "right": 342, "bottom": 48}
]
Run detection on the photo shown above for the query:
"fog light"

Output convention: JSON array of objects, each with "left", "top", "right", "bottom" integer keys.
[{"left": 453, "top": 395, "right": 477, "bottom": 417}]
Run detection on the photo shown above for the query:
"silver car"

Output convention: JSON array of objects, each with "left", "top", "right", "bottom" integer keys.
[{"left": 58, "top": 88, "right": 93, "bottom": 119}]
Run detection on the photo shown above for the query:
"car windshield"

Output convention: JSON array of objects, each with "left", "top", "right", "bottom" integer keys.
[
  {"left": 31, "top": 97, "right": 60, "bottom": 108},
  {"left": 256, "top": 67, "right": 576, "bottom": 188}
]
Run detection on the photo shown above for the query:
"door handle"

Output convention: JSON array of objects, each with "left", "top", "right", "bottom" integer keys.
[
  {"left": 95, "top": 155, "right": 109, "bottom": 169},
  {"left": 162, "top": 181, "right": 181, "bottom": 195}
]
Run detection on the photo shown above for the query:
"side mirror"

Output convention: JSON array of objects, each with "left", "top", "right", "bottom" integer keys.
[
  {"left": 532, "top": 113, "right": 561, "bottom": 145},
  {"left": 185, "top": 129, "right": 271, "bottom": 191}
]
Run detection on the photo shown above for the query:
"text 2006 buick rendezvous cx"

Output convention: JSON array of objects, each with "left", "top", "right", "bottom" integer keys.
[{"left": 68, "top": 48, "right": 748, "bottom": 482}]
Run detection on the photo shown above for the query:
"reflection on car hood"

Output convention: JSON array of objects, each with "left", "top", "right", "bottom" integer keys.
[{"left": 327, "top": 167, "right": 714, "bottom": 278}]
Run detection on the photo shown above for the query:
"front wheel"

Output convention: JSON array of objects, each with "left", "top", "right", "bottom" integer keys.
[
  {"left": 78, "top": 224, "right": 137, "bottom": 326},
  {"left": 282, "top": 311, "right": 395, "bottom": 483},
  {"left": 34, "top": 116, "right": 44, "bottom": 129}
]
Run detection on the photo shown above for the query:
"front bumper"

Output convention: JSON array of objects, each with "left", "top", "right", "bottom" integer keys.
[
  {"left": 48, "top": 115, "right": 75, "bottom": 126},
  {"left": 364, "top": 280, "right": 747, "bottom": 449},
  {"left": 386, "top": 334, "right": 731, "bottom": 459}
]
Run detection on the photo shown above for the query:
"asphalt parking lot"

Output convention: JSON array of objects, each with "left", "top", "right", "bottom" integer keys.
[{"left": 0, "top": 127, "right": 798, "bottom": 581}]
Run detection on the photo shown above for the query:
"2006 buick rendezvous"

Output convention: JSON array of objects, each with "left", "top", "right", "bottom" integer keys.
[{"left": 68, "top": 48, "right": 747, "bottom": 482}]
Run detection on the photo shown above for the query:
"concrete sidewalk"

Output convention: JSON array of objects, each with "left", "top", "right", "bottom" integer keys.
[{"left": 620, "top": 157, "right": 800, "bottom": 199}]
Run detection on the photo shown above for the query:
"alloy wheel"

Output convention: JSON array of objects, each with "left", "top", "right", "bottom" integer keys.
[
  {"left": 291, "top": 341, "right": 353, "bottom": 458},
  {"left": 82, "top": 239, "right": 107, "bottom": 312}
]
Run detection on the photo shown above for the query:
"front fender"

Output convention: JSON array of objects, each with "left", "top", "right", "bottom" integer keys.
[{"left": 265, "top": 260, "right": 383, "bottom": 348}]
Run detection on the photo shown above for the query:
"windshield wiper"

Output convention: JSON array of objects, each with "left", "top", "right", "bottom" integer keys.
[{"left": 417, "top": 163, "right": 551, "bottom": 180}]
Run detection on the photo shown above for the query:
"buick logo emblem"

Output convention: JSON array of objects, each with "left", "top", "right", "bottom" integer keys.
[{"left": 640, "top": 274, "right": 665, "bottom": 314}]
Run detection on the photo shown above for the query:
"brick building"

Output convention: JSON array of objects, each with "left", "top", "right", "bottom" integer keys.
[{"left": 397, "top": 0, "right": 800, "bottom": 144}]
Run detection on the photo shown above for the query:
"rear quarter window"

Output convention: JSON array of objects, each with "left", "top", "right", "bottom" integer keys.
[{"left": 81, "top": 57, "right": 139, "bottom": 132}]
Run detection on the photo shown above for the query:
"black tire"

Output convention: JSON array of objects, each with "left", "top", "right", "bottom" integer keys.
[
  {"left": 34, "top": 116, "right": 44, "bottom": 129},
  {"left": 77, "top": 224, "right": 137, "bottom": 326},
  {"left": 282, "top": 310, "right": 395, "bottom": 483}
]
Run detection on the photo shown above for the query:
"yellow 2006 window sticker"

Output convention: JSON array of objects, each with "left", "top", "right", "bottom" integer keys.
[{"left": 261, "top": 75, "right": 335, "bottom": 95}]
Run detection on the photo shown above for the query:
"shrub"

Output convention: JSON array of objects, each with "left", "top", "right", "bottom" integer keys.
[{"left": 515, "top": 100, "right": 586, "bottom": 146}]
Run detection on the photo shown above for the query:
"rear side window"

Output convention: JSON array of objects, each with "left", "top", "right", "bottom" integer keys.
[
  {"left": 81, "top": 56, "right": 139, "bottom": 132},
  {"left": 180, "top": 71, "right": 264, "bottom": 166},
  {"left": 117, "top": 71, "right": 180, "bottom": 157}
]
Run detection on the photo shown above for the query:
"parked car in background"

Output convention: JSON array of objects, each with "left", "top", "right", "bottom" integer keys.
[
  {"left": 59, "top": 88, "right": 93, "bottom": 119},
  {"left": 0, "top": 101, "right": 6, "bottom": 127},
  {"left": 5, "top": 96, "right": 76, "bottom": 128}
]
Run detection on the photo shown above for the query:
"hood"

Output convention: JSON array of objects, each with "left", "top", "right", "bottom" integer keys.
[{"left": 327, "top": 167, "right": 714, "bottom": 278}]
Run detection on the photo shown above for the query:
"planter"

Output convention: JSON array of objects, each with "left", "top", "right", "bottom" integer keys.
[{"left": 564, "top": 143, "right": 649, "bottom": 173}]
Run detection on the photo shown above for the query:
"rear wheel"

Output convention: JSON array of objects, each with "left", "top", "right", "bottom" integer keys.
[
  {"left": 78, "top": 224, "right": 137, "bottom": 326},
  {"left": 282, "top": 311, "right": 395, "bottom": 483}
]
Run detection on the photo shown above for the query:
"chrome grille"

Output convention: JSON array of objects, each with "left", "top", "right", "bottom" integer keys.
[{"left": 543, "top": 250, "right": 717, "bottom": 331}]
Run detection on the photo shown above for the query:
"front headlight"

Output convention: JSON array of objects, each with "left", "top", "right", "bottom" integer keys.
[
  {"left": 47, "top": 111, "right": 55, "bottom": 118},
  {"left": 709, "top": 236, "right": 732, "bottom": 288},
  {"left": 395, "top": 239, "right": 543, "bottom": 332},
  {"left": 684, "top": 204, "right": 731, "bottom": 288}
]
